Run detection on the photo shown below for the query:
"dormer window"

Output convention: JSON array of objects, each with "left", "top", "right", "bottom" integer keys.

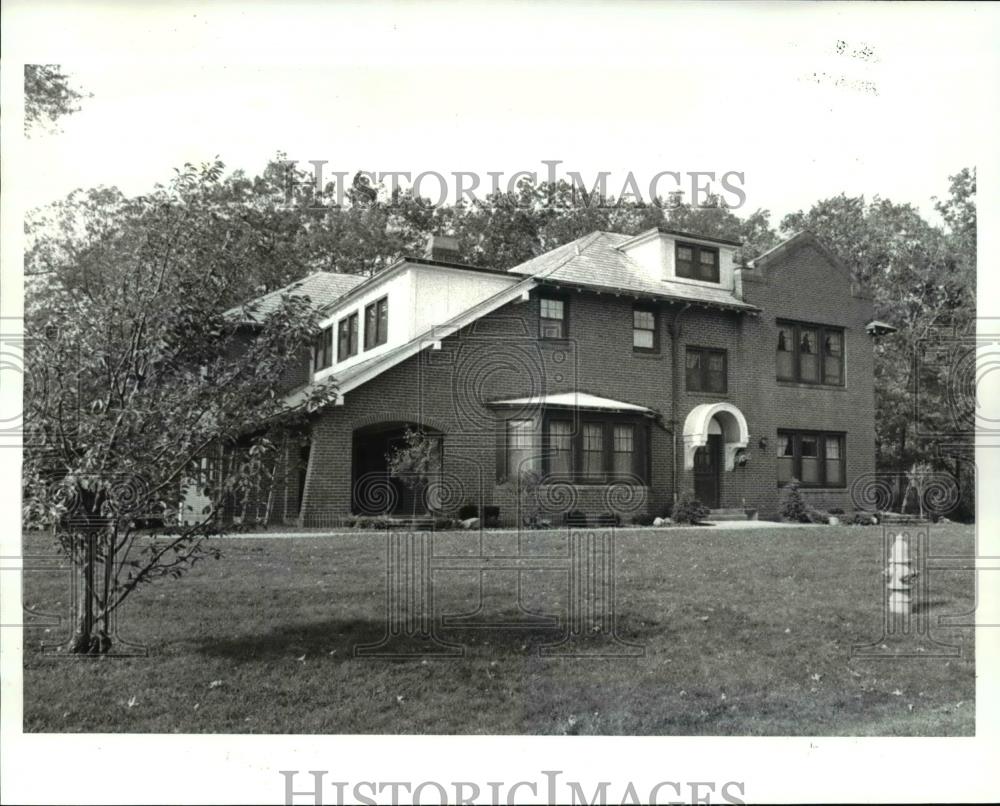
[
  {"left": 364, "top": 296, "right": 389, "bottom": 350},
  {"left": 312, "top": 326, "right": 333, "bottom": 372},
  {"left": 676, "top": 242, "right": 719, "bottom": 283}
]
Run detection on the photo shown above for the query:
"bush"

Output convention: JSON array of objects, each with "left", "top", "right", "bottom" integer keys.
[
  {"left": 778, "top": 480, "right": 809, "bottom": 523},
  {"left": 828, "top": 507, "right": 844, "bottom": 515},
  {"left": 564, "top": 509, "right": 589, "bottom": 527},
  {"left": 594, "top": 512, "right": 621, "bottom": 527},
  {"left": 433, "top": 517, "right": 456, "bottom": 530},
  {"left": 806, "top": 507, "right": 830, "bottom": 524},
  {"left": 631, "top": 512, "right": 656, "bottom": 526},
  {"left": 482, "top": 505, "right": 500, "bottom": 528},
  {"left": 673, "top": 493, "right": 709, "bottom": 525},
  {"left": 458, "top": 503, "right": 479, "bottom": 521}
]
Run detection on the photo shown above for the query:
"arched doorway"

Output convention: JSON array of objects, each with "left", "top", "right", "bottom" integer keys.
[
  {"left": 352, "top": 422, "right": 443, "bottom": 516},
  {"left": 682, "top": 402, "right": 750, "bottom": 507}
]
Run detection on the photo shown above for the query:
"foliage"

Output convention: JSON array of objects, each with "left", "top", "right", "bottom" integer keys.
[
  {"left": 631, "top": 512, "right": 656, "bottom": 526},
  {"left": 498, "top": 468, "right": 545, "bottom": 527},
  {"left": 22, "top": 160, "right": 335, "bottom": 653},
  {"left": 24, "top": 65, "right": 89, "bottom": 135},
  {"left": 672, "top": 493, "right": 709, "bottom": 525},
  {"left": 778, "top": 480, "right": 809, "bottom": 523},
  {"left": 563, "top": 509, "right": 589, "bottom": 527},
  {"left": 385, "top": 428, "right": 442, "bottom": 517}
]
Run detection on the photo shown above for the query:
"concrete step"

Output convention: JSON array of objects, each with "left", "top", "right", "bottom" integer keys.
[{"left": 707, "top": 508, "right": 752, "bottom": 521}]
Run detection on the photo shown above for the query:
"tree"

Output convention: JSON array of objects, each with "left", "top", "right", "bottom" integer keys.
[
  {"left": 23, "top": 160, "right": 336, "bottom": 653},
  {"left": 24, "top": 65, "right": 89, "bottom": 135},
  {"left": 385, "top": 428, "right": 442, "bottom": 518}
]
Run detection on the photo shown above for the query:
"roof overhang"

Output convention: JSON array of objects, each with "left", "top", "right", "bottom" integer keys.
[
  {"left": 488, "top": 391, "right": 656, "bottom": 416},
  {"left": 532, "top": 277, "right": 760, "bottom": 314}
]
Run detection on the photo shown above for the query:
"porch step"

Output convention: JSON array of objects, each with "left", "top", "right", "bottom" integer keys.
[{"left": 707, "top": 508, "right": 752, "bottom": 522}]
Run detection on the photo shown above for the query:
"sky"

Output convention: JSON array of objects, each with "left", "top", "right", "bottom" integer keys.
[{"left": 5, "top": 2, "right": 999, "bottom": 225}]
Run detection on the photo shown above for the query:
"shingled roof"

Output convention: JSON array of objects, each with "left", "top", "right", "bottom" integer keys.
[
  {"left": 228, "top": 271, "right": 366, "bottom": 323},
  {"left": 507, "top": 231, "right": 756, "bottom": 311}
]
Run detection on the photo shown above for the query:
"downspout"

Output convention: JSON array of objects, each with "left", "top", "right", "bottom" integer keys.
[{"left": 670, "top": 303, "right": 691, "bottom": 506}]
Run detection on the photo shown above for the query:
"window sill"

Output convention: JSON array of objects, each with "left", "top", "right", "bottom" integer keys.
[
  {"left": 539, "top": 481, "right": 648, "bottom": 488},
  {"left": 684, "top": 390, "right": 729, "bottom": 398},
  {"left": 777, "top": 380, "right": 847, "bottom": 391},
  {"left": 777, "top": 485, "right": 847, "bottom": 491},
  {"left": 633, "top": 350, "right": 663, "bottom": 359}
]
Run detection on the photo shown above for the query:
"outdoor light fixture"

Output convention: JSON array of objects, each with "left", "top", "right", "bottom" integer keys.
[{"left": 758, "top": 436, "right": 768, "bottom": 450}]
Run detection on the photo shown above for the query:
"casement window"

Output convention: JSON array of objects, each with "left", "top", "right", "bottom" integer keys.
[
  {"left": 776, "top": 320, "right": 845, "bottom": 386},
  {"left": 363, "top": 296, "right": 389, "bottom": 350},
  {"left": 685, "top": 346, "right": 727, "bottom": 394},
  {"left": 777, "top": 430, "right": 846, "bottom": 487},
  {"left": 504, "top": 416, "right": 648, "bottom": 484},
  {"left": 312, "top": 326, "right": 333, "bottom": 372},
  {"left": 505, "top": 419, "right": 539, "bottom": 475},
  {"left": 539, "top": 296, "right": 566, "bottom": 339},
  {"left": 676, "top": 241, "right": 720, "bottom": 283},
  {"left": 633, "top": 307, "right": 659, "bottom": 352},
  {"left": 337, "top": 312, "right": 359, "bottom": 362}
]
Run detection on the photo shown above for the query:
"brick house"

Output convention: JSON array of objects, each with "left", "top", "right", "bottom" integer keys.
[{"left": 200, "top": 228, "right": 893, "bottom": 526}]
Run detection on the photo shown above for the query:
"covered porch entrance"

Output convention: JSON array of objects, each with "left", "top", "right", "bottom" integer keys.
[{"left": 351, "top": 422, "right": 442, "bottom": 516}]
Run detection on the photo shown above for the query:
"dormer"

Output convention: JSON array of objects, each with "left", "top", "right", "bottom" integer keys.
[{"left": 617, "top": 228, "right": 741, "bottom": 293}]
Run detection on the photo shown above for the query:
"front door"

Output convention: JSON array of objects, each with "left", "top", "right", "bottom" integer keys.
[{"left": 693, "top": 434, "right": 721, "bottom": 508}]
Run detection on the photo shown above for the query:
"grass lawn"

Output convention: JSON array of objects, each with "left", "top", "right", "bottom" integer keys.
[{"left": 22, "top": 524, "right": 975, "bottom": 735}]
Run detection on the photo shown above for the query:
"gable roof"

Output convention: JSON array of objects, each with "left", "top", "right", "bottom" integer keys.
[
  {"left": 227, "top": 271, "right": 366, "bottom": 323},
  {"left": 748, "top": 231, "right": 851, "bottom": 277},
  {"left": 507, "top": 231, "right": 757, "bottom": 312}
]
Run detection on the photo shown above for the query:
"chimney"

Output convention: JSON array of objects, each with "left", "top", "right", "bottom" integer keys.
[{"left": 424, "top": 233, "right": 461, "bottom": 263}]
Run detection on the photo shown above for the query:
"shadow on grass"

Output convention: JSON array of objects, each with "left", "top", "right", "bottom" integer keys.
[{"left": 195, "top": 613, "right": 668, "bottom": 662}]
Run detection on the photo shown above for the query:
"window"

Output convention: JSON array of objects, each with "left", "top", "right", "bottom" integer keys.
[
  {"left": 676, "top": 241, "right": 720, "bottom": 282},
  {"left": 506, "top": 419, "right": 539, "bottom": 475},
  {"left": 776, "top": 320, "right": 845, "bottom": 386},
  {"left": 313, "top": 326, "right": 333, "bottom": 372},
  {"left": 776, "top": 430, "right": 846, "bottom": 487},
  {"left": 685, "top": 346, "right": 727, "bottom": 393},
  {"left": 506, "top": 416, "right": 649, "bottom": 484},
  {"left": 582, "top": 423, "right": 604, "bottom": 479},
  {"left": 612, "top": 424, "right": 635, "bottom": 478},
  {"left": 539, "top": 296, "right": 566, "bottom": 339},
  {"left": 547, "top": 420, "right": 573, "bottom": 476},
  {"left": 633, "top": 307, "right": 658, "bottom": 352},
  {"left": 364, "top": 297, "right": 389, "bottom": 350},
  {"left": 337, "top": 313, "right": 359, "bottom": 362}
]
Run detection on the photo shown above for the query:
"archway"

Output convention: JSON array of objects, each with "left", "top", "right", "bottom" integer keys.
[
  {"left": 352, "top": 422, "right": 443, "bottom": 516},
  {"left": 682, "top": 402, "right": 750, "bottom": 472}
]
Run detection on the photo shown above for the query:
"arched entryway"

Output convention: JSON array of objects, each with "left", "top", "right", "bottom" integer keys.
[
  {"left": 682, "top": 402, "right": 750, "bottom": 507},
  {"left": 352, "top": 422, "right": 443, "bottom": 516}
]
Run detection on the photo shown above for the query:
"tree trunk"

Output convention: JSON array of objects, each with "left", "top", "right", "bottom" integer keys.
[{"left": 69, "top": 531, "right": 96, "bottom": 653}]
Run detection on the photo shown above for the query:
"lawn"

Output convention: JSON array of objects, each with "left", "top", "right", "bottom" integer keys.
[{"left": 22, "top": 524, "right": 975, "bottom": 735}]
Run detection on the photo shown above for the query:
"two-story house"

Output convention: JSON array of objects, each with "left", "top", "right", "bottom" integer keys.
[{"left": 201, "top": 228, "right": 891, "bottom": 526}]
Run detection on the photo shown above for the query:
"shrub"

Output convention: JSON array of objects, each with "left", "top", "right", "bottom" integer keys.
[
  {"left": 828, "top": 507, "right": 844, "bottom": 515},
  {"left": 564, "top": 509, "right": 589, "bottom": 527},
  {"left": 806, "top": 507, "right": 830, "bottom": 524},
  {"left": 778, "top": 479, "right": 809, "bottom": 523},
  {"left": 673, "top": 493, "right": 709, "bottom": 525},
  {"left": 433, "top": 517, "right": 456, "bottom": 530},
  {"left": 482, "top": 505, "right": 500, "bottom": 528},
  {"left": 631, "top": 512, "right": 656, "bottom": 526},
  {"left": 458, "top": 503, "right": 479, "bottom": 521}
]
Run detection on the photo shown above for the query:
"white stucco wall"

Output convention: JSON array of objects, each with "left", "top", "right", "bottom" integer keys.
[
  {"left": 622, "top": 231, "right": 739, "bottom": 292},
  {"left": 312, "top": 263, "right": 516, "bottom": 382}
]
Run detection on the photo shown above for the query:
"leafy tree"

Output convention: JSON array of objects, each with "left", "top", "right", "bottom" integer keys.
[
  {"left": 24, "top": 65, "right": 89, "bottom": 135},
  {"left": 23, "top": 160, "right": 335, "bottom": 653},
  {"left": 386, "top": 428, "right": 442, "bottom": 517}
]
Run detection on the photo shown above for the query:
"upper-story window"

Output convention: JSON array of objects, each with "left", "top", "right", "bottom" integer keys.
[
  {"left": 676, "top": 242, "right": 719, "bottom": 283},
  {"left": 337, "top": 312, "right": 359, "bottom": 362},
  {"left": 313, "top": 326, "right": 333, "bottom": 372},
  {"left": 776, "top": 320, "right": 844, "bottom": 386},
  {"left": 685, "top": 346, "right": 727, "bottom": 393},
  {"left": 539, "top": 295, "right": 566, "bottom": 339},
  {"left": 364, "top": 297, "right": 389, "bottom": 350},
  {"left": 633, "top": 306, "right": 659, "bottom": 352}
]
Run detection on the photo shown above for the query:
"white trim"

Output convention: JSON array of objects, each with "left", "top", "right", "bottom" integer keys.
[{"left": 682, "top": 402, "right": 750, "bottom": 471}]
